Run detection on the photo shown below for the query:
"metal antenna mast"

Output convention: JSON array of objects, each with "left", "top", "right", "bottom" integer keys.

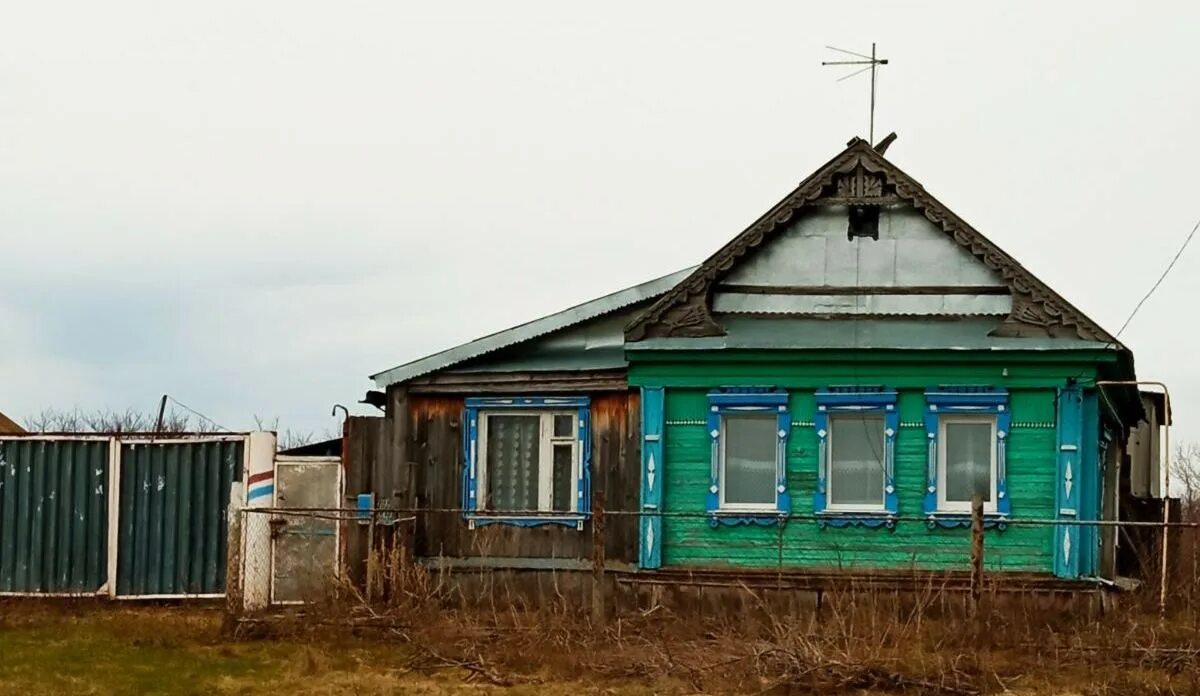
[{"left": 822, "top": 43, "right": 888, "bottom": 143}]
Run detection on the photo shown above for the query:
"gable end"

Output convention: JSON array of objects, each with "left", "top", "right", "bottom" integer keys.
[{"left": 625, "top": 138, "right": 1115, "bottom": 344}]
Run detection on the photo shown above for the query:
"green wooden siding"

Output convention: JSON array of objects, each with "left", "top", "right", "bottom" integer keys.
[{"left": 659, "top": 387, "right": 1058, "bottom": 573}]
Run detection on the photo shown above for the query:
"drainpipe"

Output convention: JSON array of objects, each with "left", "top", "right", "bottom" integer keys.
[{"left": 1095, "top": 380, "right": 1170, "bottom": 617}]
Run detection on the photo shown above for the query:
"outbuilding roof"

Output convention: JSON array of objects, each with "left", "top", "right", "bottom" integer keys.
[{"left": 370, "top": 267, "right": 696, "bottom": 388}]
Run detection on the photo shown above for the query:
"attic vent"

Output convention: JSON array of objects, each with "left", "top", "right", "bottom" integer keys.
[{"left": 848, "top": 205, "right": 880, "bottom": 240}]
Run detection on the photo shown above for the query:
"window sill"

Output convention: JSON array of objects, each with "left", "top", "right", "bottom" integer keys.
[
  {"left": 708, "top": 511, "right": 787, "bottom": 528},
  {"left": 465, "top": 514, "right": 587, "bottom": 531},
  {"left": 816, "top": 511, "right": 896, "bottom": 530},
  {"left": 925, "top": 513, "right": 1008, "bottom": 531}
]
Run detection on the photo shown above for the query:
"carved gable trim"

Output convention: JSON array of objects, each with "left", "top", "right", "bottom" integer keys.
[{"left": 625, "top": 139, "right": 1117, "bottom": 344}]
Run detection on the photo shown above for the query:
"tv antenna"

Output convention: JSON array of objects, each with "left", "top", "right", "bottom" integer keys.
[{"left": 822, "top": 43, "right": 888, "bottom": 144}]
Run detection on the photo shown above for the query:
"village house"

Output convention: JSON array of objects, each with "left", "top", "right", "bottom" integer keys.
[{"left": 355, "top": 136, "right": 1167, "bottom": 597}]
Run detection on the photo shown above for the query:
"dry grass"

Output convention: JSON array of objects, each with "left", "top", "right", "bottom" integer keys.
[
  {"left": 220, "top": 549, "right": 1200, "bottom": 696},
  {"left": 5, "top": 556, "right": 1200, "bottom": 696}
]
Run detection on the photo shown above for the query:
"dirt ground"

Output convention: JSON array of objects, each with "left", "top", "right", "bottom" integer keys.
[{"left": 1, "top": 600, "right": 1199, "bottom": 695}]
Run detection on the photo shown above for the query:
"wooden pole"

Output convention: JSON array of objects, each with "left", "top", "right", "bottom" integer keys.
[
  {"left": 970, "top": 494, "right": 985, "bottom": 619},
  {"left": 366, "top": 508, "right": 377, "bottom": 605},
  {"left": 591, "top": 486, "right": 607, "bottom": 626}
]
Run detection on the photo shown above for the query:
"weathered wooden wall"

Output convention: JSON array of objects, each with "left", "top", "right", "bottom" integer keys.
[{"left": 341, "top": 387, "right": 641, "bottom": 566}]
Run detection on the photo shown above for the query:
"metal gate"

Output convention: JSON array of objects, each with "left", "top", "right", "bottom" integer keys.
[
  {"left": 270, "top": 456, "right": 342, "bottom": 604},
  {"left": 115, "top": 438, "right": 244, "bottom": 598}
]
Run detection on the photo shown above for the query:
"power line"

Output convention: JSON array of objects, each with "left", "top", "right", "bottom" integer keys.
[
  {"left": 166, "top": 395, "right": 231, "bottom": 432},
  {"left": 1115, "top": 216, "right": 1200, "bottom": 338}
]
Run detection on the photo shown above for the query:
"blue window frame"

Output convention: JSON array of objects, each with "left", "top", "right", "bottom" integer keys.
[
  {"left": 813, "top": 388, "right": 899, "bottom": 528},
  {"left": 463, "top": 396, "right": 591, "bottom": 530},
  {"left": 706, "top": 390, "right": 790, "bottom": 527},
  {"left": 923, "top": 387, "right": 1011, "bottom": 529}
]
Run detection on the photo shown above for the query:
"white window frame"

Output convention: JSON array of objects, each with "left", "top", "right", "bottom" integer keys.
[
  {"left": 936, "top": 414, "right": 998, "bottom": 514},
  {"left": 718, "top": 413, "right": 780, "bottom": 513},
  {"left": 477, "top": 410, "right": 579, "bottom": 514},
  {"left": 825, "top": 414, "right": 888, "bottom": 513}
]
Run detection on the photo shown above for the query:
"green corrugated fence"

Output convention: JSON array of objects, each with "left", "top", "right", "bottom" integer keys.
[
  {"left": 116, "top": 440, "right": 244, "bottom": 596},
  {"left": 0, "top": 435, "right": 246, "bottom": 597},
  {"left": 0, "top": 439, "right": 110, "bottom": 594}
]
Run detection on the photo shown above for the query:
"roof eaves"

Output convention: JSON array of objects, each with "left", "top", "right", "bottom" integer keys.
[{"left": 370, "top": 266, "right": 697, "bottom": 388}]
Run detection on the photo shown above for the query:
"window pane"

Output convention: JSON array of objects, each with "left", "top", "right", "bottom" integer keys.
[
  {"left": 723, "top": 415, "right": 777, "bottom": 506},
  {"left": 829, "top": 415, "right": 885, "bottom": 506},
  {"left": 945, "top": 421, "right": 993, "bottom": 503},
  {"left": 553, "top": 414, "right": 574, "bottom": 438},
  {"left": 551, "top": 443, "right": 573, "bottom": 512},
  {"left": 485, "top": 415, "right": 539, "bottom": 512}
]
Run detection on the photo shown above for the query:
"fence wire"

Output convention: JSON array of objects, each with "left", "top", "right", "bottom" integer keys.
[{"left": 232, "top": 505, "right": 1200, "bottom": 617}]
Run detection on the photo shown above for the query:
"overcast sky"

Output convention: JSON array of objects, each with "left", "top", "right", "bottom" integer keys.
[{"left": 2, "top": 2, "right": 1198, "bottom": 441}]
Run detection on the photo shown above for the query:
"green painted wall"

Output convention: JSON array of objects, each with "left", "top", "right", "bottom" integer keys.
[{"left": 632, "top": 350, "right": 1110, "bottom": 574}]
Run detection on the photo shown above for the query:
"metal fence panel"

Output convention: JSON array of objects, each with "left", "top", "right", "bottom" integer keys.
[
  {"left": 0, "top": 439, "right": 109, "bottom": 594},
  {"left": 117, "top": 440, "right": 243, "bottom": 596}
]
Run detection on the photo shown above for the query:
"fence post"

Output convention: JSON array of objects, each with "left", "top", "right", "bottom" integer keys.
[
  {"left": 970, "top": 494, "right": 985, "bottom": 619},
  {"left": 366, "top": 508, "right": 377, "bottom": 605},
  {"left": 591, "top": 488, "right": 607, "bottom": 626},
  {"left": 223, "top": 503, "right": 244, "bottom": 634}
]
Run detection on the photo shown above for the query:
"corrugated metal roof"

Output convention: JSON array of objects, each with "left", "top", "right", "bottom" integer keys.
[
  {"left": 371, "top": 267, "right": 697, "bottom": 387},
  {"left": 627, "top": 316, "right": 1115, "bottom": 352}
]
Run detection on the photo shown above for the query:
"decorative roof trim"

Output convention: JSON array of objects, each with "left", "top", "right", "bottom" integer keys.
[
  {"left": 625, "top": 138, "right": 1118, "bottom": 345},
  {"left": 370, "top": 266, "right": 696, "bottom": 388}
]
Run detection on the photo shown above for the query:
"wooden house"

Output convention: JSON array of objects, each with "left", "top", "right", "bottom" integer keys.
[{"left": 358, "top": 136, "right": 1165, "bottom": 596}]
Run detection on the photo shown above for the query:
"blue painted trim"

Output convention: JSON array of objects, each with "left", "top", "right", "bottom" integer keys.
[
  {"left": 707, "top": 391, "right": 788, "bottom": 408},
  {"left": 1054, "top": 386, "right": 1083, "bottom": 578},
  {"left": 707, "top": 513, "right": 787, "bottom": 528},
  {"left": 1078, "top": 390, "right": 1100, "bottom": 577},
  {"left": 706, "top": 389, "right": 790, "bottom": 526},
  {"left": 922, "top": 387, "right": 1011, "bottom": 519},
  {"left": 924, "top": 514, "right": 1009, "bottom": 531},
  {"left": 465, "top": 396, "right": 589, "bottom": 409},
  {"left": 578, "top": 405, "right": 592, "bottom": 517},
  {"left": 462, "top": 395, "right": 592, "bottom": 529},
  {"left": 813, "top": 388, "right": 898, "bottom": 523},
  {"left": 816, "top": 512, "right": 896, "bottom": 530},
  {"left": 247, "top": 484, "right": 274, "bottom": 502},
  {"left": 467, "top": 515, "right": 587, "bottom": 530},
  {"left": 640, "top": 387, "right": 665, "bottom": 569}
]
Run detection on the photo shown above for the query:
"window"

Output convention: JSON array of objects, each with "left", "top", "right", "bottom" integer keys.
[
  {"left": 721, "top": 414, "right": 779, "bottom": 509},
  {"left": 923, "top": 388, "right": 1011, "bottom": 527},
  {"left": 814, "top": 388, "right": 898, "bottom": 527},
  {"left": 938, "top": 417, "right": 997, "bottom": 512},
  {"left": 706, "top": 390, "right": 790, "bottom": 524},
  {"left": 828, "top": 415, "right": 886, "bottom": 509},
  {"left": 463, "top": 397, "right": 590, "bottom": 529}
]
